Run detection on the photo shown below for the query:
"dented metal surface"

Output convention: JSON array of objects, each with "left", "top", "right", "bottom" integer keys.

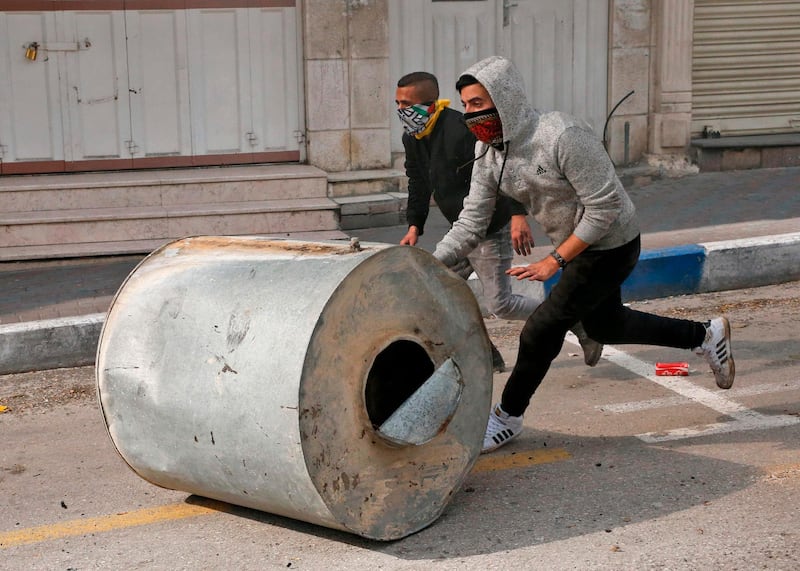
[
  {"left": 96, "top": 235, "right": 492, "bottom": 540},
  {"left": 378, "top": 358, "right": 463, "bottom": 446}
]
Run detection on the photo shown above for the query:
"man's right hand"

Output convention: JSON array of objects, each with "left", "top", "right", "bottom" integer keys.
[{"left": 400, "top": 226, "right": 420, "bottom": 246}]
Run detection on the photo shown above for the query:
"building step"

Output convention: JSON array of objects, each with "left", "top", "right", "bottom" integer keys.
[
  {"left": 0, "top": 164, "right": 415, "bottom": 261},
  {"left": 327, "top": 168, "right": 405, "bottom": 198},
  {"left": 333, "top": 192, "right": 408, "bottom": 230},
  {"left": 1, "top": 197, "right": 340, "bottom": 246},
  {"left": 0, "top": 163, "right": 348, "bottom": 261},
  {"left": 0, "top": 164, "right": 329, "bottom": 213},
  {"left": 690, "top": 134, "right": 800, "bottom": 172}
]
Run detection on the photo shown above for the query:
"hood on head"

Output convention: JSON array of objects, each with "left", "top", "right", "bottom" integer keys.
[{"left": 460, "top": 56, "right": 533, "bottom": 143}]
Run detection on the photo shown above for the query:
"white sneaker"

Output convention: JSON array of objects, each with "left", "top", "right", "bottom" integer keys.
[
  {"left": 482, "top": 404, "right": 523, "bottom": 453},
  {"left": 695, "top": 317, "right": 735, "bottom": 389}
]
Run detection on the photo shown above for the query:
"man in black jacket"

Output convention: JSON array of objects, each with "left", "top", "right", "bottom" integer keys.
[{"left": 395, "top": 71, "right": 602, "bottom": 372}]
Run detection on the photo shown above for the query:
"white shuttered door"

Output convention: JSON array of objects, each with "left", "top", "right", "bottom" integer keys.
[
  {"left": 388, "top": 0, "right": 608, "bottom": 153},
  {"left": 692, "top": 0, "right": 800, "bottom": 137}
]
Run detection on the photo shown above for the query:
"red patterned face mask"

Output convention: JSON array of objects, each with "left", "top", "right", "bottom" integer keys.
[{"left": 464, "top": 107, "right": 504, "bottom": 145}]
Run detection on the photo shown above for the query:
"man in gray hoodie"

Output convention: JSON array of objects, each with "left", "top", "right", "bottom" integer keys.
[
  {"left": 433, "top": 56, "right": 735, "bottom": 453},
  {"left": 395, "top": 70, "right": 602, "bottom": 372}
]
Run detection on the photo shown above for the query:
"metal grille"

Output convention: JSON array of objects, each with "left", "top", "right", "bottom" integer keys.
[{"left": 692, "top": 0, "right": 800, "bottom": 137}]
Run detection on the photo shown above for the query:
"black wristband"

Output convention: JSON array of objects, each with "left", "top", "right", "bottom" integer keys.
[{"left": 550, "top": 250, "right": 567, "bottom": 269}]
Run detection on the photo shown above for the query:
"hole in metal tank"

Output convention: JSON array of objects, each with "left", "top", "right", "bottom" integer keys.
[
  {"left": 365, "top": 340, "right": 434, "bottom": 427},
  {"left": 365, "top": 341, "right": 464, "bottom": 446}
]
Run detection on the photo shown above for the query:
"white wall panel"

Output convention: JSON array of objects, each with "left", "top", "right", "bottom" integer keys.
[
  {"left": 388, "top": 0, "right": 498, "bottom": 153},
  {"left": 126, "top": 10, "right": 192, "bottom": 157},
  {"left": 187, "top": 8, "right": 250, "bottom": 155},
  {"left": 63, "top": 10, "right": 131, "bottom": 160},
  {"left": 0, "top": 12, "right": 63, "bottom": 162},
  {"left": 430, "top": 1, "right": 497, "bottom": 105},
  {"left": 1, "top": 4, "right": 302, "bottom": 171},
  {"left": 570, "top": 0, "right": 609, "bottom": 132},
  {"left": 505, "top": 0, "right": 607, "bottom": 131},
  {"left": 389, "top": 0, "right": 608, "bottom": 153},
  {"left": 250, "top": 7, "right": 302, "bottom": 152}
]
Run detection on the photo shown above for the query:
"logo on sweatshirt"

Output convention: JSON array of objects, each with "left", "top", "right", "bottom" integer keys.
[{"left": 536, "top": 165, "right": 547, "bottom": 175}]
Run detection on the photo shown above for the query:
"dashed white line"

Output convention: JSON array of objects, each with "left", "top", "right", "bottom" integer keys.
[
  {"left": 595, "top": 379, "right": 800, "bottom": 414},
  {"left": 564, "top": 333, "right": 800, "bottom": 443}
]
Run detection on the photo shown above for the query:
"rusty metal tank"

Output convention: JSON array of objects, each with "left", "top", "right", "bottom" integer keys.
[{"left": 95, "top": 236, "right": 493, "bottom": 540}]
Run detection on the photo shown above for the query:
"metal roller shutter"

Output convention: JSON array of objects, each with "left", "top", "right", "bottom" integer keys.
[{"left": 692, "top": 0, "right": 800, "bottom": 137}]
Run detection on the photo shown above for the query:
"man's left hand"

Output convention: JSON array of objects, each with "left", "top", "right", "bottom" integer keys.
[{"left": 510, "top": 215, "right": 533, "bottom": 256}]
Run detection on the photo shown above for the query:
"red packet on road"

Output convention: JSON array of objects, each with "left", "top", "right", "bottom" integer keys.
[{"left": 655, "top": 362, "right": 689, "bottom": 376}]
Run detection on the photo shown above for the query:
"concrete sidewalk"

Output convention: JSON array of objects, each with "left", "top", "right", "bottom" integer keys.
[{"left": 1, "top": 166, "right": 799, "bottom": 374}]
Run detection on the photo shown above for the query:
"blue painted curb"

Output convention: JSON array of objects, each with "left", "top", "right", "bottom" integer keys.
[
  {"left": 622, "top": 244, "right": 706, "bottom": 301},
  {"left": 470, "top": 232, "right": 800, "bottom": 318},
  {"left": 537, "top": 243, "right": 706, "bottom": 302}
]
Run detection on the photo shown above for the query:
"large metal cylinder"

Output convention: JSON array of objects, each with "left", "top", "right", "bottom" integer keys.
[{"left": 96, "top": 236, "right": 493, "bottom": 540}]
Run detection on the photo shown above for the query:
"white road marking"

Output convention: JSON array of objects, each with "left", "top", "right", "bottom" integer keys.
[
  {"left": 596, "top": 379, "right": 800, "bottom": 414},
  {"left": 637, "top": 414, "right": 799, "bottom": 443},
  {"left": 564, "top": 333, "right": 800, "bottom": 443}
]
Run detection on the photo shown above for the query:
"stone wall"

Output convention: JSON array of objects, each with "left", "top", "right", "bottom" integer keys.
[
  {"left": 608, "top": 0, "right": 695, "bottom": 166},
  {"left": 303, "top": 0, "right": 392, "bottom": 173}
]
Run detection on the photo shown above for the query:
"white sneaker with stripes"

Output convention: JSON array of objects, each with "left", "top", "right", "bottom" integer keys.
[
  {"left": 695, "top": 316, "right": 735, "bottom": 389},
  {"left": 482, "top": 403, "right": 523, "bottom": 453}
]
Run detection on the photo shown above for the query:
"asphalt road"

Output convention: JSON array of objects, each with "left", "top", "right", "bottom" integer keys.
[{"left": 1, "top": 281, "right": 799, "bottom": 570}]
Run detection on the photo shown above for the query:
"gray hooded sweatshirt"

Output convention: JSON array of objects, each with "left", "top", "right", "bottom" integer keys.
[{"left": 432, "top": 56, "right": 640, "bottom": 268}]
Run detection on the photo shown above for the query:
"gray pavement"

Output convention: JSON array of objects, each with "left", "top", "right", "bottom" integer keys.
[{"left": 0, "top": 165, "right": 799, "bottom": 374}]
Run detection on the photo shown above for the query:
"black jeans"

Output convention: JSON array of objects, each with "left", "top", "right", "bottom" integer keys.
[{"left": 501, "top": 235, "right": 706, "bottom": 417}]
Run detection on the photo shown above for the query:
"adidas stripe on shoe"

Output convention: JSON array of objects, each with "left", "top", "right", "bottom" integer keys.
[
  {"left": 482, "top": 404, "right": 524, "bottom": 453},
  {"left": 695, "top": 316, "right": 735, "bottom": 389}
]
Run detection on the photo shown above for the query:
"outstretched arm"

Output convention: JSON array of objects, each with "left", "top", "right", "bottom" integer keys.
[
  {"left": 402, "top": 134, "right": 432, "bottom": 240},
  {"left": 507, "top": 234, "right": 589, "bottom": 281}
]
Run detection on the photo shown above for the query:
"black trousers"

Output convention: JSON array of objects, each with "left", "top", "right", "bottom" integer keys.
[{"left": 501, "top": 235, "right": 707, "bottom": 417}]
